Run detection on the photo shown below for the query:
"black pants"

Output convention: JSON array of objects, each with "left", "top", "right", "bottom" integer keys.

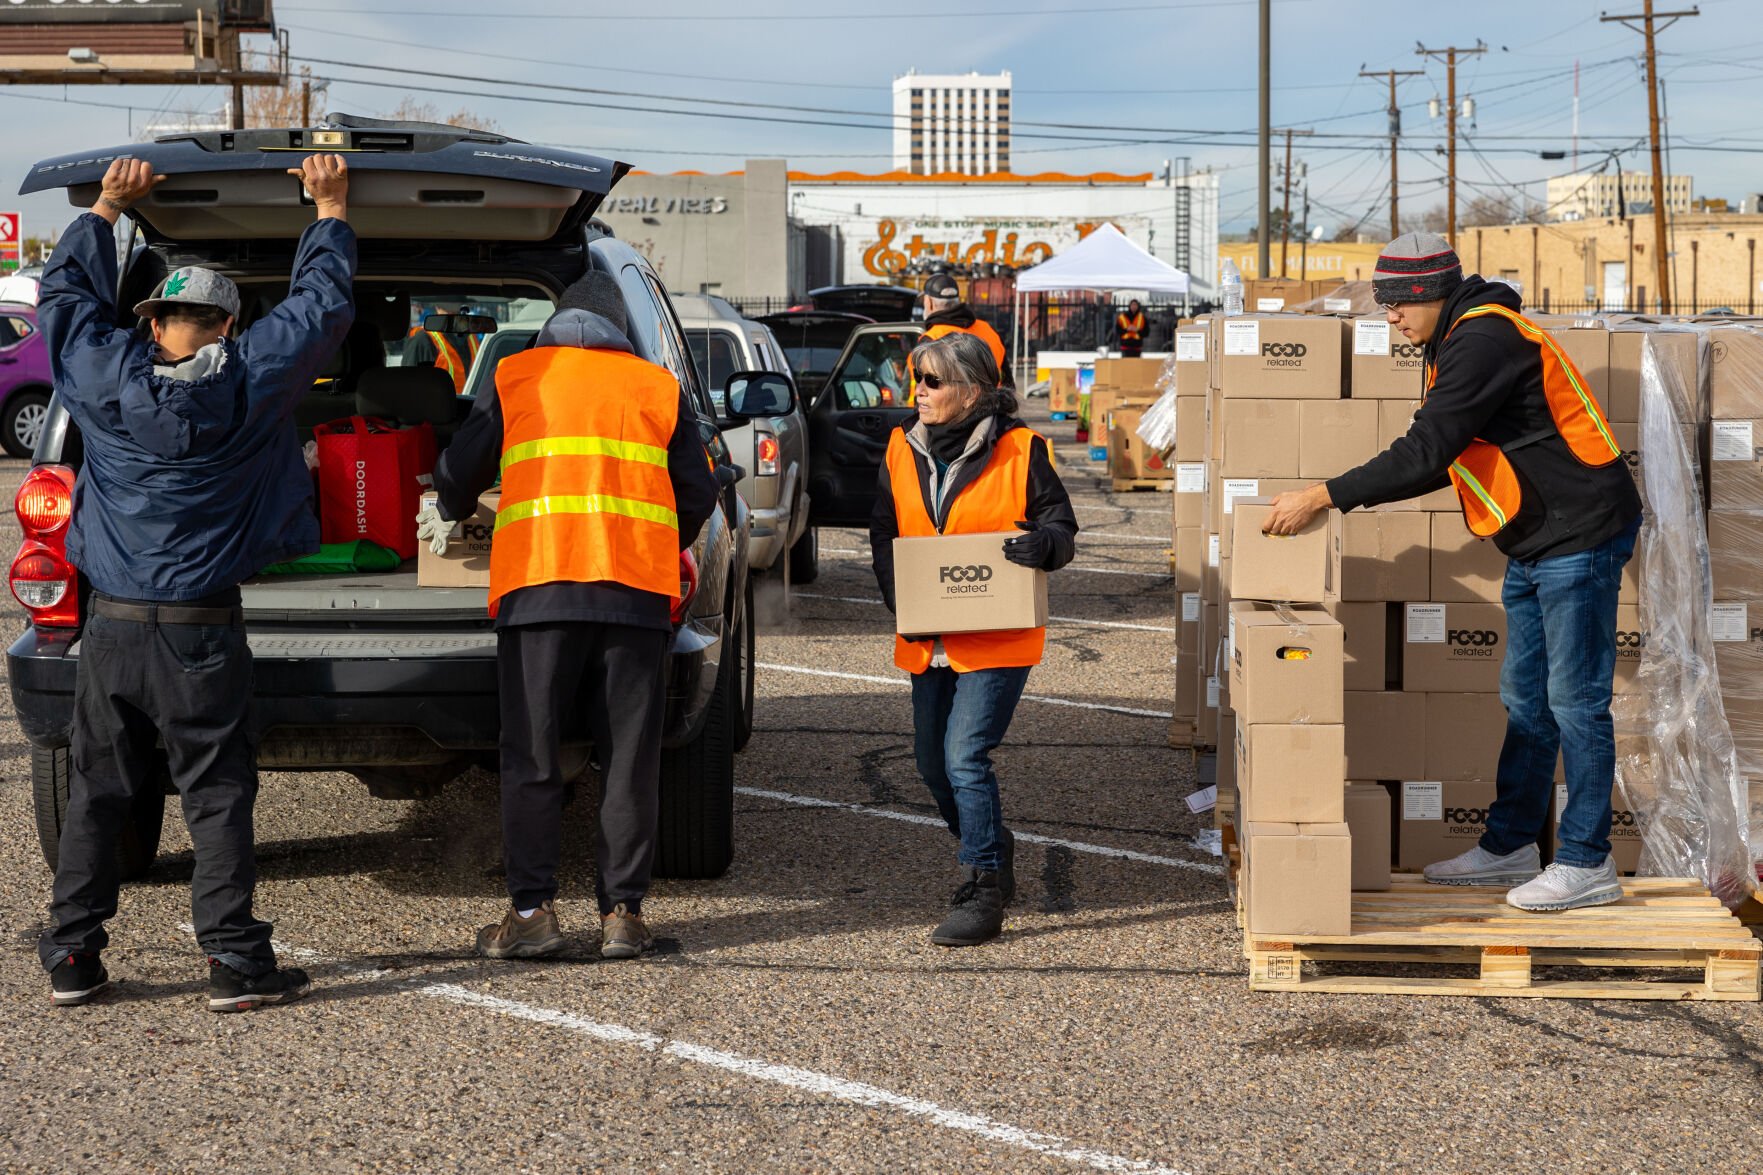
[
  {"left": 1120, "top": 339, "right": 1143, "bottom": 358},
  {"left": 39, "top": 606, "right": 273, "bottom": 974},
  {"left": 498, "top": 622, "right": 668, "bottom": 914}
]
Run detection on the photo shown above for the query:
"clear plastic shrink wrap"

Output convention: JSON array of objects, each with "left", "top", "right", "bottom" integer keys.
[
  {"left": 1619, "top": 328, "right": 1757, "bottom": 905},
  {"left": 1135, "top": 387, "right": 1178, "bottom": 455}
]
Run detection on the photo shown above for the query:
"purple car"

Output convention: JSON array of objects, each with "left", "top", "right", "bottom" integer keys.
[{"left": 0, "top": 302, "right": 50, "bottom": 459}]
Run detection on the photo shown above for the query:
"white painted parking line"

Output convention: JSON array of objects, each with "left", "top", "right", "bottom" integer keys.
[
  {"left": 793, "top": 592, "right": 1177, "bottom": 634},
  {"left": 736, "top": 786, "right": 1223, "bottom": 876},
  {"left": 1063, "top": 565, "right": 1170, "bottom": 579},
  {"left": 758, "top": 662, "right": 1173, "bottom": 719}
]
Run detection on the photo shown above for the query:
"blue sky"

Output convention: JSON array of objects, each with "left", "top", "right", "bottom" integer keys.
[{"left": 3, "top": 0, "right": 1759, "bottom": 242}]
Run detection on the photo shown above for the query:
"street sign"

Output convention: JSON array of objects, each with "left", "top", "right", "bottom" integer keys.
[{"left": 0, "top": 214, "right": 22, "bottom": 274}]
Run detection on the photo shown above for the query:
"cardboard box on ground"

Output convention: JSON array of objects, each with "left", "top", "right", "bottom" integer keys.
[
  {"left": 1048, "top": 368, "right": 1081, "bottom": 415},
  {"left": 1107, "top": 403, "right": 1169, "bottom": 480},
  {"left": 892, "top": 532, "right": 1048, "bottom": 636},
  {"left": 417, "top": 490, "right": 498, "bottom": 587}
]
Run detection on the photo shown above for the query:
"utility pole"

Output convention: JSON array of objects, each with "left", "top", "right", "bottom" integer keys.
[
  {"left": 1417, "top": 41, "right": 1486, "bottom": 248},
  {"left": 1361, "top": 68, "right": 1423, "bottom": 240},
  {"left": 1277, "top": 128, "right": 1313, "bottom": 277},
  {"left": 1602, "top": 2, "right": 1698, "bottom": 314},
  {"left": 301, "top": 77, "right": 311, "bottom": 127},
  {"left": 1299, "top": 181, "right": 1311, "bottom": 279},
  {"left": 1257, "top": 0, "right": 1271, "bottom": 279}
]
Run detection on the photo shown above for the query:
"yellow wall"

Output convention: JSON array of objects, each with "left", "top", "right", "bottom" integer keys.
[{"left": 1217, "top": 241, "right": 1387, "bottom": 282}]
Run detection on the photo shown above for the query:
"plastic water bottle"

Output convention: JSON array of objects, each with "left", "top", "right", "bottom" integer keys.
[{"left": 1220, "top": 258, "right": 1245, "bottom": 317}]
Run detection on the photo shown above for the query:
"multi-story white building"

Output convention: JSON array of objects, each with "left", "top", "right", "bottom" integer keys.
[
  {"left": 892, "top": 70, "right": 1011, "bottom": 176},
  {"left": 1546, "top": 171, "right": 1692, "bottom": 221}
]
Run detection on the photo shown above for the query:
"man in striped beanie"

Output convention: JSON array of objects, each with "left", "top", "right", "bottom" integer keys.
[{"left": 1264, "top": 230, "right": 1643, "bottom": 914}]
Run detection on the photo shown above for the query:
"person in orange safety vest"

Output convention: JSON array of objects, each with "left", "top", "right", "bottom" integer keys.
[
  {"left": 870, "top": 330, "right": 1078, "bottom": 948},
  {"left": 424, "top": 272, "right": 720, "bottom": 963},
  {"left": 916, "top": 271, "right": 1011, "bottom": 392},
  {"left": 1115, "top": 298, "right": 1146, "bottom": 357},
  {"left": 1261, "top": 232, "right": 1642, "bottom": 914},
  {"left": 406, "top": 305, "right": 482, "bottom": 394}
]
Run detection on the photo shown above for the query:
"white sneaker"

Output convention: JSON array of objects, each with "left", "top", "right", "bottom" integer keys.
[
  {"left": 1506, "top": 858, "right": 1623, "bottom": 912},
  {"left": 1422, "top": 843, "right": 1541, "bottom": 887}
]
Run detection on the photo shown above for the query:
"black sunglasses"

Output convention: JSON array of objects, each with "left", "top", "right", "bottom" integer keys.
[{"left": 919, "top": 372, "right": 947, "bottom": 390}]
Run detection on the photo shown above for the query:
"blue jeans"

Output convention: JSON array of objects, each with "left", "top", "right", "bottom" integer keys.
[
  {"left": 1482, "top": 517, "right": 1640, "bottom": 868},
  {"left": 910, "top": 665, "right": 1031, "bottom": 871}
]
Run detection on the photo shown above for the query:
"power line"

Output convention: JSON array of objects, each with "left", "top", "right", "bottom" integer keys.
[{"left": 279, "top": 0, "right": 1316, "bottom": 19}]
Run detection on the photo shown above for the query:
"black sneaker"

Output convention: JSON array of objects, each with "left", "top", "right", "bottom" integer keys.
[
  {"left": 208, "top": 960, "right": 312, "bottom": 1013},
  {"left": 998, "top": 827, "right": 1017, "bottom": 907},
  {"left": 50, "top": 953, "right": 109, "bottom": 1007},
  {"left": 931, "top": 869, "right": 1005, "bottom": 948}
]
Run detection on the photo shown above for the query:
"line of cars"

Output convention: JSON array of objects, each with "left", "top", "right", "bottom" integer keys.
[{"left": 4, "top": 115, "right": 925, "bottom": 886}]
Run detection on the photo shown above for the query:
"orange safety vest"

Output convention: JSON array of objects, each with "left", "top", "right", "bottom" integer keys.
[
  {"left": 409, "top": 328, "right": 479, "bottom": 394},
  {"left": 1424, "top": 303, "right": 1621, "bottom": 538},
  {"left": 910, "top": 319, "right": 1008, "bottom": 406},
  {"left": 885, "top": 425, "right": 1048, "bottom": 674},
  {"left": 1116, "top": 311, "right": 1146, "bottom": 342},
  {"left": 488, "top": 346, "right": 682, "bottom": 615}
]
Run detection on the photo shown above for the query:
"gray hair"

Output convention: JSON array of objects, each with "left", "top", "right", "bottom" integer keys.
[{"left": 913, "top": 331, "right": 1017, "bottom": 418}]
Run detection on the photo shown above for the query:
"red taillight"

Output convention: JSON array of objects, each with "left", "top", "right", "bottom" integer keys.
[
  {"left": 755, "top": 434, "right": 780, "bottom": 477},
  {"left": 672, "top": 549, "right": 699, "bottom": 624},
  {"left": 16, "top": 465, "right": 73, "bottom": 535},
  {"left": 13, "top": 465, "right": 80, "bottom": 627}
]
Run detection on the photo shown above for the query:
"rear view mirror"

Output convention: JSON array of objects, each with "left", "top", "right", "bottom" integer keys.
[
  {"left": 422, "top": 313, "right": 498, "bottom": 335},
  {"left": 725, "top": 370, "right": 796, "bottom": 419}
]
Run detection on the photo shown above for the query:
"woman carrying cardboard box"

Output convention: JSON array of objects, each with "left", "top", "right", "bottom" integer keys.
[{"left": 870, "top": 331, "right": 1079, "bottom": 946}]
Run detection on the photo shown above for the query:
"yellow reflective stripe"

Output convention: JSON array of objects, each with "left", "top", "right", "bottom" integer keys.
[
  {"left": 1459, "top": 307, "right": 1621, "bottom": 456},
  {"left": 495, "top": 494, "right": 678, "bottom": 532},
  {"left": 428, "top": 332, "right": 460, "bottom": 381},
  {"left": 1450, "top": 460, "right": 1509, "bottom": 529},
  {"left": 500, "top": 436, "right": 670, "bottom": 473}
]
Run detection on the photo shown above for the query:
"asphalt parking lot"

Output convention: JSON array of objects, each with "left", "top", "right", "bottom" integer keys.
[{"left": 2, "top": 409, "right": 1762, "bottom": 1173}]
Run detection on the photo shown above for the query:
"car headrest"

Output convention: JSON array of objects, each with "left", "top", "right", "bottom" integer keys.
[{"left": 355, "top": 367, "right": 458, "bottom": 425}]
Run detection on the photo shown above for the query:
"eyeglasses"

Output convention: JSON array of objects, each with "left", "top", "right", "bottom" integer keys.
[
  {"left": 919, "top": 372, "right": 947, "bottom": 390},
  {"left": 1378, "top": 302, "right": 1404, "bottom": 313}
]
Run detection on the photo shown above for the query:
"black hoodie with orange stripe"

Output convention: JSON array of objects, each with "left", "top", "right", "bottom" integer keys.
[{"left": 1325, "top": 276, "right": 1641, "bottom": 562}]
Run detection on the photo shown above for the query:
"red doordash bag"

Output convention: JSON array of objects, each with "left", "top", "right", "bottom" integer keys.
[{"left": 314, "top": 415, "right": 437, "bottom": 559}]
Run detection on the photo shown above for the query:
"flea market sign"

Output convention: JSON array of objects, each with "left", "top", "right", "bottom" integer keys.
[{"left": 859, "top": 218, "right": 1117, "bottom": 277}]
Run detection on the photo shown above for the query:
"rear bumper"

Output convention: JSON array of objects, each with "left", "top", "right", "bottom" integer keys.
[{"left": 7, "top": 618, "right": 721, "bottom": 762}]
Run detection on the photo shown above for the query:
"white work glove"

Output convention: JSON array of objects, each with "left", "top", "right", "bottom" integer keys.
[{"left": 415, "top": 503, "right": 455, "bottom": 556}]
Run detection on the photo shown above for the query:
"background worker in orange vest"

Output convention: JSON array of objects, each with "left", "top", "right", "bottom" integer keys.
[
  {"left": 919, "top": 272, "right": 1012, "bottom": 387},
  {"left": 405, "top": 303, "right": 481, "bottom": 394},
  {"left": 870, "top": 332, "right": 1077, "bottom": 947},
  {"left": 1263, "top": 232, "right": 1642, "bottom": 913},
  {"left": 1115, "top": 298, "right": 1146, "bottom": 357},
  {"left": 422, "top": 272, "right": 720, "bottom": 961}
]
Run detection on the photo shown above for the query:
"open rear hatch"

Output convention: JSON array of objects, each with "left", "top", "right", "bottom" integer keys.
[{"left": 21, "top": 112, "right": 631, "bottom": 246}]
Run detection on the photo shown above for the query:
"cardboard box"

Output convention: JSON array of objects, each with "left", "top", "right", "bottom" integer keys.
[
  {"left": 1228, "top": 602, "right": 1344, "bottom": 724},
  {"left": 1172, "top": 329, "right": 1210, "bottom": 398},
  {"left": 1244, "top": 277, "right": 1317, "bottom": 314},
  {"left": 1401, "top": 602, "right": 1507, "bottom": 693},
  {"left": 1049, "top": 368, "right": 1080, "bottom": 415},
  {"left": 892, "top": 532, "right": 1048, "bottom": 636},
  {"left": 1422, "top": 693, "right": 1507, "bottom": 782},
  {"left": 1548, "top": 326, "right": 1611, "bottom": 418},
  {"left": 1708, "top": 328, "right": 1763, "bottom": 419},
  {"left": 1217, "top": 710, "right": 1237, "bottom": 789},
  {"left": 1229, "top": 500, "right": 1332, "bottom": 603},
  {"left": 1348, "top": 317, "right": 1427, "bottom": 399},
  {"left": 1396, "top": 780, "right": 1505, "bottom": 870},
  {"left": 1215, "top": 479, "right": 1308, "bottom": 556},
  {"left": 1332, "top": 510, "right": 1431, "bottom": 602},
  {"left": 1108, "top": 403, "right": 1170, "bottom": 481},
  {"left": 1244, "top": 821, "right": 1352, "bottom": 936},
  {"left": 1236, "top": 722, "right": 1346, "bottom": 823},
  {"left": 1198, "top": 602, "right": 1222, "bottom": 743},
  {"left": 1202, "top": 532, "right": 1222, "bottom": 602},
  {"left": 1548, "top": 784, "right": 1641, "bottom": 873},
  {"left": 1173, "top": 526, "right": 1205, "bottom": 599},
  {"left": 1094, "top": 356, "right": 1166, "bottom": 391},
  {"left": 1173, "top": 462, "right": 1206, "bottom": 529},
  {"left": 417, "top": 491, "right": 498, "bottom": 587},
  {"left": 1344, "top": 781, "right": 1392, "bottom": 891},
  {"left": 1217, "top": 314, "right": 1347, "bottom": 400},
  {"left": 1614, "top": 603, "right": 1645, "bottom": 695},
  {"left": 1708, "top": 510, "right": 1763, "bottom": 598},
  {"left": 1429, "top": 513, "right": 1506, "bottom": 603},
  {"left": 1084, "top": 384, "right": 1126, "bottom": 446},
  {"left": 1376, "top": 399, "right": 1423, "bottom": 451},
  {"left": 1709, "top": 418, "right": 1763, "bottom": 509},
  {"left": 1299, "top": 399, "right": 1380, "bottom": 479},
  {"left": 1345, "top": 691, "right": 1426, "bottom": 780},
  {"left": 1608, "top": 329, "right": 1698, "bottom": 424},
  {"left": 1328, "top": 600, "right": 1390, "bottom": 692},
  {"left": 1174, "top": 395, "right": 1206, "bottom": 463},
  {"left": 1217, "top": 399, "right": 1301, "bottom": 477}
]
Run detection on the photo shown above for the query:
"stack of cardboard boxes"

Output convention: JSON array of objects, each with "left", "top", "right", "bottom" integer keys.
[
  {"left": 1089, "top": 357, "right": 1171, "bottom": 479},
  {"left": 1169, "top": 308, "right": 1680, "bottom": 875}
]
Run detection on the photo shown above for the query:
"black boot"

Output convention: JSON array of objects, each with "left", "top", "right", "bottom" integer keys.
[
  {"left": 998, "top": 827, "right": 1016, "bottom": 907},
  {"left": 931, "top": 869, "right": 1005, "bottom": 947},
  {"left": 208, "top": 960, "right": 313, "bottom": 1013}
]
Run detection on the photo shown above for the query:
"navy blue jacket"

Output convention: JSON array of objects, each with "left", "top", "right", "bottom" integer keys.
[{"left": 40, "top": 213, "right": 357, "bottom": 601}]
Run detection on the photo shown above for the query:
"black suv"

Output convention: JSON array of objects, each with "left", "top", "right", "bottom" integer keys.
[{"left": 8, "top": 115, "right": 754, "bottom": 881}]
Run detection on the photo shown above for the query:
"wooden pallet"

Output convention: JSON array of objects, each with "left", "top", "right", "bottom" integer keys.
[
  {"left": 1245, "top": 876, "right": 1761, "bottom": 1001},
  {"left": 1110, "top": 476, "right": 1173, "bottom": 492}
]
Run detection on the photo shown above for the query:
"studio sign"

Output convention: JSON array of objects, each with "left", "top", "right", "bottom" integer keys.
[
  {"left": 606, "top": 195, "right": 729, "bottom": 215},
  {"left": 861, "top": 218, "right": 1122, "bottom": 277}
]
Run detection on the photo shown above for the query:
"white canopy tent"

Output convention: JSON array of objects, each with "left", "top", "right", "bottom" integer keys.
[{"left": 1011, "top": 223, "right": 1190, "bottom": 385}]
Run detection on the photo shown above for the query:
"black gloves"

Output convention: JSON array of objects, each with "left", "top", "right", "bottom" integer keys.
[{"left": 1003, "top": 520, "right": 1053, "bottom": 569}]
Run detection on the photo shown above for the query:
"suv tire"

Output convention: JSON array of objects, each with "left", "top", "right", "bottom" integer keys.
[
  {"left": 654, "top": 607, "right": 738, "bottom": 880},
  {"left": 734, "top": 575, "right": 756, "bottom": 752},
  {"left": 789, "top": 523, "right": 819, "bottom": 585},
  {"left": 31, "top": 745, "right": 165, "bottom": 881}
]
